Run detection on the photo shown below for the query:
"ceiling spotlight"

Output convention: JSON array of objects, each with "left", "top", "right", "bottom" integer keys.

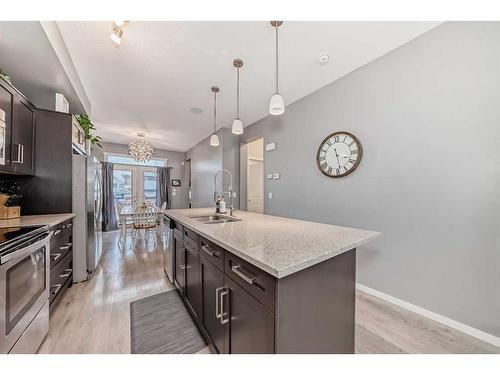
[
  {"left": 318, "top": 53, "right": 331, "bottom": 65},
  {"left": 110, "top": 25, "right": 123, "bottom": 46}
]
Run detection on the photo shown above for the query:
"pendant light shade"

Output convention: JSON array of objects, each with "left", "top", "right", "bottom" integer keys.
[
  {"left": 269, "top": 93, "right": 285, "bottom": 115},
  {"left": 209, "top": 133, "right": 220, "bottom": 147},
  {"left": 232, "top": 118, "right": 243, "bottom": 135},
  {"left": 210, "top": 86, "right": 220, "bottom": 147},
  {"left": 232, "top": 58, "right": 244, "bottom": 135},
  {"left": 269, "top": 21, "right": 285, "bottom": 116}
]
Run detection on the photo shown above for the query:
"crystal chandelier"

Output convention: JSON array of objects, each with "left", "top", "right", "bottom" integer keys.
[{"left": 128, "top": 133, "right": 154, "bottom": 162}]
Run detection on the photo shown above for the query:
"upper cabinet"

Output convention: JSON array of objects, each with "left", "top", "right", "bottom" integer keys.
[
  {"left": 12, "top": 96, "right": 35, "bottom": 175},
  {"left": 0, "top": 77, "right": 35, "bottom": 176}
]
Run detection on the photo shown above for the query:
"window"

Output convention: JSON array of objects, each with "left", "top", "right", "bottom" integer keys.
[{"left": 106, "top": 154, "right": 166, "bottom": 167}]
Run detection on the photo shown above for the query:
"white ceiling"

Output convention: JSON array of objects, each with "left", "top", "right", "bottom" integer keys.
[{"left": 57, "top": 21, "right": 440, "bottom": 152}]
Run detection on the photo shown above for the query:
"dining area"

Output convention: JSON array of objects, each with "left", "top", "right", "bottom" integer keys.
[{"left": 115, "top": 201, "right": 168, "bottom": 250}]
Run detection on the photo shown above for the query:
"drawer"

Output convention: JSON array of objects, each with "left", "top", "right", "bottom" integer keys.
[
  {"left": 50, "top": 235, "right": 72, "bottom": 269},
  {"left": 199, "top": 237, "right": 224, "bottom": 271},
  {"left": 51, "top": 219, "right": 73, "bottom": 245},
  {"left": 183, "top": 227, "right": 198, "bottom": 249},
  {"left": 225, "top": 252, "right": 276, "bottom": 312},
  {"left": 173, "top": 221, "right": 183, "bottom": 236},
  {"left": 49, "top": 250, "right": 73, "bottom": 305}
]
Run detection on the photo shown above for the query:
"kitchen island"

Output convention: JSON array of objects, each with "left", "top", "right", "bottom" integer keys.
[{"left": 164, "top": 208, "right": 380, "bottom": 354}]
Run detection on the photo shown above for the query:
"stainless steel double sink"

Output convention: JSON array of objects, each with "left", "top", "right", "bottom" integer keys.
[{"left": 188, "top": 214, "right": 242, "bottom": 224}]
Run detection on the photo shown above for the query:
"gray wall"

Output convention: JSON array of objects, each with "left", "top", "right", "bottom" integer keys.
[
  {"left": 186, "top": 127, "right": 240, "bottom": 209},
  {"left": 240, "top": 22, "right": 500, "bottom": 336},
  {"left": 97, "top": 142, "right": 189, "bottom": 209}
]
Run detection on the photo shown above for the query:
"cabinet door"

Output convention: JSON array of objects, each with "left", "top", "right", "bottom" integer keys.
[
  {"left": 0, "top": 82, "right": 13, "bottom": 171},
  {"left": 12, "top": 96, "right": 35, "bottom": 175},
  {"left": 225, "top": 276, "right": 274, "bottom": 354},
  {"left": 200, "top": 254, "right": 227, "bottom": 353},
  {"left": 185, "top": 244, "right": 202, "bottom": 319},
  {"left": 174, "top": 233, "right": 185, "bottom": 294}
]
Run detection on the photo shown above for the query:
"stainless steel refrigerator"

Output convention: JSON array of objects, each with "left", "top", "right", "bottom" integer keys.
[{"left": 72, "top": 155, "right": 103, "bottom": 282}]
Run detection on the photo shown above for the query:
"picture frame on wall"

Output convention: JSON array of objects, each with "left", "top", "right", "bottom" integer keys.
[{"left": 171, "top": 179, "right": 181, "bottom": 187}]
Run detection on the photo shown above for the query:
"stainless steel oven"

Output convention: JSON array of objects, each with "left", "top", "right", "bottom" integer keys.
[{"left": 0, "top": 226, "right": 52, "bottom": 354}]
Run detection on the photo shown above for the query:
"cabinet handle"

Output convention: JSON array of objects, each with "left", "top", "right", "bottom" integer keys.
[
  {"left": 59, "top": 244, "right": 71, "bottom": 250},
  {"left": 201, "top": 244, "right": 215, "bottom": 257},
  {"left": 215, "top": 287, "right": 223, "bottom": 319},
  {"left": 51, "top": 284, "right": 62, "bottom": 295},
  {"left": 220, "top": 289, "right": 229, "bottom": 325},
  {"left": 178, "top": 247, "right": 186, "bottom": 253},
  {"left": 53, "top": 229, "right": 61, "bottom": 236},
  {"left": 60, "top": 269, "right": 73, "bottom": 278},
  {"left": 13, "top": 143, "right": 23, "bottom": 163},
  {"left": 179, "top": 264, "right": 190, "bottom": 270},
  {"left": 50, "top": 253, "right": 61, "bottom": 262},
  {"left": 231, "top": 265, "right": 257, "bottom": 285}
]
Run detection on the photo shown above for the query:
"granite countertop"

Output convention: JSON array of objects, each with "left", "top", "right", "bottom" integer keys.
[
  {"left": 164, "top": 208, "right": 380, "bottom": 278},
  {"left": 0, "top": 213, "right": 75, "bottom": 229}
]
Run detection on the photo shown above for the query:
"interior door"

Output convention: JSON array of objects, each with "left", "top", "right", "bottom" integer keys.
[
  {"left": 247, "top": 159, "right": 264, "bottom": 213},
  {"left": 225, "top": 276, "right": 274, "bottom": 354},
  {"left": 200, "top": 254, "right": 227, "bottom": 353},
  {"left": 140, "top": 166, "right": 158, "bottom": 204},
  {"left": 113, "top": 164, "right": 136, "bottom": 205}
]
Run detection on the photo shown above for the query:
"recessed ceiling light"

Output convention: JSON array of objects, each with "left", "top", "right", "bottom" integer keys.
[
  {"left": 190, "top": 107, "right": 203, "bottom": 114},
  {"left": 318, "top": 53, "right": 331, "bottom": 65}
]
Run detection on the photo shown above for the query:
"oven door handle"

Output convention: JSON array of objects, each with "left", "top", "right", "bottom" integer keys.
[{"left": 0, "top": 232, "right": 53, "bottom": 264}]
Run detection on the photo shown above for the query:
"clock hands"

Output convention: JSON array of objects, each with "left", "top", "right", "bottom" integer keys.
[{"left": 333, "top": 147, "right": 341, "bottom": 167}]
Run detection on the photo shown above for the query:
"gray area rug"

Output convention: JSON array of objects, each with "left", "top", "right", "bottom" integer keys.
[{"left": 130, "top": 290, "right": 206, "bottom": 354}]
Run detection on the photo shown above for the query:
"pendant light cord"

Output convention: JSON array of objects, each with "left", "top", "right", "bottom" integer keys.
[
  {"left": 213, "top": 90, "right": 217, "bottom": 133},
  {"left": 237, "top": 67, "right": 240, "bottom": 118},
  {"left": 275, "top": 25, "right": 279, "bottom": 94}
]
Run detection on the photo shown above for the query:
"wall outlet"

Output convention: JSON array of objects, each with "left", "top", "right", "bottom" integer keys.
[
  {"left": 272, "top": 173, "right": 280, "bottom": 179},
  {"left": 232, "top": 192, "right": 237, "bottom": 198},
  {"left": 267, "top": 174, "right": 274, "bottom": 180},
  {"left": 172, "top": 189, "right": 177, "bottom": 196},
  {"left": 268, "top": 192, "right": 273, "bottom": 199}
]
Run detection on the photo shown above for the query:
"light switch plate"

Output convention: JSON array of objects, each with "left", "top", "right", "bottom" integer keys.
[
  {"left": 268, "top": 192, "right": 272, "bottom": 199},
  {"left": 272, "top": 173, "right": 280, "bottom": 179},
  {"left": 265, "top": 142, "right": 276, "bottom": 151},
  {"left": 267, "top": 174, "right": 274, "bottom": 180}
]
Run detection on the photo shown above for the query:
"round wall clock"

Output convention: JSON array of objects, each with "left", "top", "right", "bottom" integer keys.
[{"left": 316, "top": 131, "right": 363, "bottom": 178}]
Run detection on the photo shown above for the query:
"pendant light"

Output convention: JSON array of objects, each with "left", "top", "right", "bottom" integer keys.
[
  {"left": 269, "top": 21, "right": 285, "bottom": 116},
  {"left": 232, "top": 58, "right": 244, "bottom": 135},
  {"left": 209, "top": 86, "right": 220, "bottom": 147}
]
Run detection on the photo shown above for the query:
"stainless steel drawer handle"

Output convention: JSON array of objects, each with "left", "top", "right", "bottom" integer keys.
[
  {"left": 231, "top": 265, "right": 257, "bottom": 285},
  {"left": 201, "top": 244, "right": 215, "bottom": 257},
  {"left": 13, "top": 143, "right": 23, "bottom": 163},
  {"left": 60, "top": 271, "right": 72, "bottom": 278},
  {"left": 53, "top": 229, "right": 61, "bottom": 236},
  {"left": 220, "top": 289, "right": 229, "bottom": 325},
  {"left": 215, "top": 287, "right": 223, "bottom": 319},
  {"left": 59, "top": 244, "right": 71, "bottom": 250},
  {"left": 50, "top": 253, "right": 61, "bottom": 261},
  {"left": 51, "top": 284, "right": 62, "bottom": 295},
  {"left": 179, "top": 264, "right": 191, "bottom": 270}
]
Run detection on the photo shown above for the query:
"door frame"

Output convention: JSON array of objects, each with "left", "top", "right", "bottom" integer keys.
[
  {"left": 113, "top": 164, "right": 158, "bottom": 205},
  {"left": 240, "top": 137, "right": 265, "bottom": 213}
]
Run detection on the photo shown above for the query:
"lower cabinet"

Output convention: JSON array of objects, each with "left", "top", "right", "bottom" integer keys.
[
  {"left": 185, "top": 243, "right": 202, "bottom": 319},
  {"left": 174, "top": 232, "right": 185, "bottom": 294},
  {"left": 49, "top": 218, "right": 73, "bottom": 313},
  {"left": 225, "top": 276, "right": 274, "bottom": 354},
  {"left": 200, "top": 254, "right": 227, "bottom": 353}
]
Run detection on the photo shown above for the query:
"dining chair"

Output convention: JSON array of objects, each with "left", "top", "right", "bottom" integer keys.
[
  {"left": 132, "top": 202, "right": 159, "bottom": 250},
  {"left": 116, "top": 202, "right": 134, "bottom": 247}
]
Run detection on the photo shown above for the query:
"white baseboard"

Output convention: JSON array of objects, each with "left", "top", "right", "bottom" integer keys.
[{"left": 356, "top": 283, "right": 500, "bottom": 348}]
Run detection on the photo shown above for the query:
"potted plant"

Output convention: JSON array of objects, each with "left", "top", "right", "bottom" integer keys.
[{"left": 76, "top": 114, "right": 103, "bottom": 149}]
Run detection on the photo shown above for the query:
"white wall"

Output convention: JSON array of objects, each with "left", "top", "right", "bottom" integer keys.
[{"left": 240, "top": 22, "right": 500, "bottom": 337}]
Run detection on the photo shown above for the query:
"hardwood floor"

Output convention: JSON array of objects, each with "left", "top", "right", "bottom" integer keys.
[{"left": 39, "top": 230, "right": 500, "bottom": 354}]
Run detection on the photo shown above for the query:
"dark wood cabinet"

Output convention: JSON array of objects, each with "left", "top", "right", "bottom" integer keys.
[
  {"left": 185, "top": 243, "right": 202, "bottom": 319},
  {"left": 0, "top": 82, "right": 13, "bottom": 171},
  {"left": 174, "top": 232, "right": 185, "bottom": 294},
  {"left": 0, "top": 77, "right": 35, "bottom": 176},
  {"left": 49, "top": 218, "right": 73, "bottom": 313},
  {"left": 170, "top": 218, "right": 356, "bottom": 354},
  {"left": 11, "top": 96, "right": 34, "bottom": 175},
  {"left": 225, "top": 276, "right": 274, "bottom": 354},
  {"left": 200, "top": 253, "right": 227, "bottom": 353}
]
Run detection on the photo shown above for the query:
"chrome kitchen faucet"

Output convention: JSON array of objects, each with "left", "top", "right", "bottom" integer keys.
[{"left": 214, "top": 169, "right": 234, "bottom": 216}]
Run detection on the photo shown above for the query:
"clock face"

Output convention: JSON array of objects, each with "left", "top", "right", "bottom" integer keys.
[{"left": 316, "top": 131, "right": 362, "bottom": 178}]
